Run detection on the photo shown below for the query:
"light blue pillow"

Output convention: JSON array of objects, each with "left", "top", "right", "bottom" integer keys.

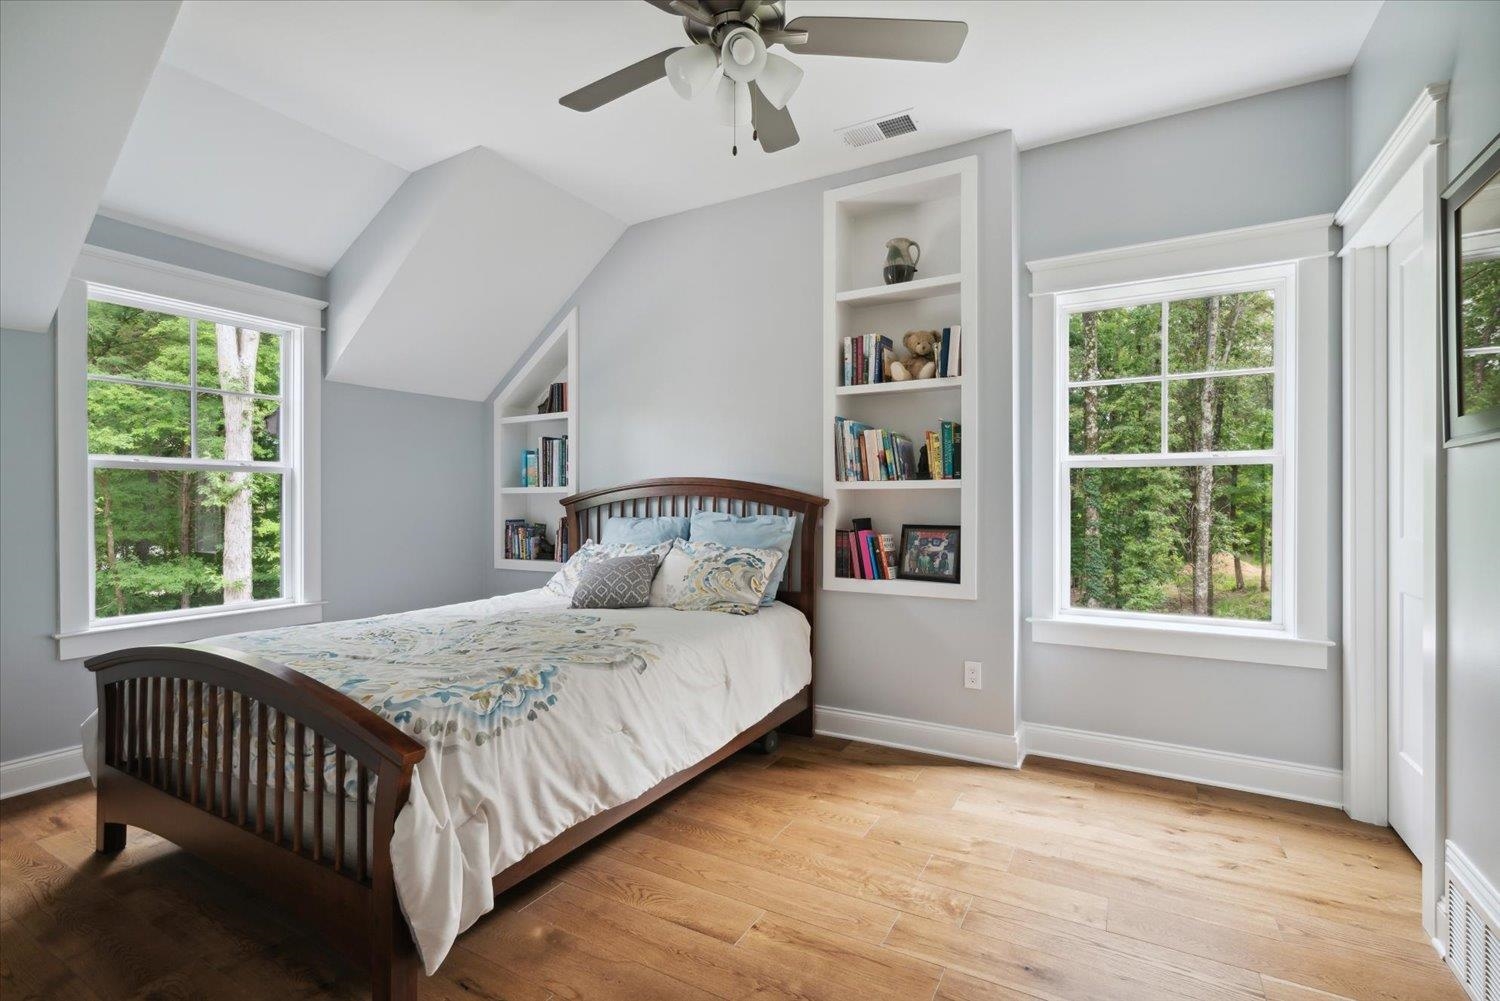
[
  {"left": 689, "top": 511, "right": 795, "bottom": 605},
  {"left": 601, "top": 515, "right": 690, "bottom": 547}
]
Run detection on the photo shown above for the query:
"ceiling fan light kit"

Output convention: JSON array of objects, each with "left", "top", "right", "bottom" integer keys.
[
  {"left": 665, "top": 43, "right": 720, "bottom": 99},
  {"left": 560, "top": 2, "right": 967, "bottom": 155}
]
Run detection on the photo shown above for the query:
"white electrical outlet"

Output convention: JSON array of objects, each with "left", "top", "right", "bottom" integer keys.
[{"left": 964, "top": 661, "right": 982, "bottom": 690}]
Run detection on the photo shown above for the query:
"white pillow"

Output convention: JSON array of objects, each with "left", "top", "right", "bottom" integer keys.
[
  {"left": 648, "top": 540, "right": 784, "bottom": 615},
  {"left": 545, "top": 540, "right": 671, "bottom": 599}
]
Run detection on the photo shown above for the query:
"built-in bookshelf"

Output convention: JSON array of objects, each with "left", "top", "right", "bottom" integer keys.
[
  {"left": 822, "top": 157, "right": 978, "bottom": 599},
  {"left": 493, "top": 308, "right": 577, "bottom": 572}
]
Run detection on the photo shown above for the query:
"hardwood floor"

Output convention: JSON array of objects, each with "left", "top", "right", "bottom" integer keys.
[{"left": 0, "top": 736, "right": 1463, "bottom": 1001}]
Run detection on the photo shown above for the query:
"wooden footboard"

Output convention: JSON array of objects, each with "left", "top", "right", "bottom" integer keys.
[{"left": 86, "top": 644, "right": 426, "bottom": 1001}]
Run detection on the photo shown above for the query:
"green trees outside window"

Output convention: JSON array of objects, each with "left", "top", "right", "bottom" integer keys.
[
  {"left": 86, "top": 300, "right": 285, "bottom": 619},
  {"left": 1065, "top": 291, "right": 1276, "bottom": 621}
]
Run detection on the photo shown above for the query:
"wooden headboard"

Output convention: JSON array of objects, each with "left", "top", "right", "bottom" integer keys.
[{"left": 561, "top": 478, "right": 828, "bottom": 624}]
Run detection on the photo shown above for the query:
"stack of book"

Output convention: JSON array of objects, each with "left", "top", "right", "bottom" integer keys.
[
  {"left": 925, "top": 421, "right": 961, "bottom": 479},
  {"left": 503, "top": 519, "right": 554, "bottom": 561},
  {"left": 936, "top": 325, "right": 961, "bottom": 378},
  {"left": 556, "top": 518, "right": 571, "bottom": 563},
  {"left": 840, "top": 334, "right": 894, "bottom": 386},
  {"left": 835, "top": 520, "right": 897, "bottom": 580},
  {"left": 537, "top": 381, "right": 568, "bottom": 414},
  {"left": 520, "top": 435, "right": 569, "bottom": 487},
  {"left": 834, "top": 417, "right": 917, "bottom": 481}
]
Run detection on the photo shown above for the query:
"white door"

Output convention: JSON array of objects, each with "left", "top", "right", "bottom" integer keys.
[{"left": 1386, "top": 213, "right": 1428, "bottom": 862}]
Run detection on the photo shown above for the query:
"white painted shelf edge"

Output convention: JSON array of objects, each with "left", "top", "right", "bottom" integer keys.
[
  {"left": 498, "top": 411, "right": 571, "bottom": 425},
  {"left": 835, "top": 272, "right": 962, "bottom": 304},
  {"left": 495, "top": 559, "right": 561, "bottom": 572},
  {"left": 499, "top": 486, "right": 570, "bottom": 494},
  {"left": 835, "top": 377, "right": 962, "bottom": 397},
  {"left": 824, "top": 577, "right": 971, "bottom": 599},
  {"left": 833, "top": 480, "right": 962, "bottom": 490}
]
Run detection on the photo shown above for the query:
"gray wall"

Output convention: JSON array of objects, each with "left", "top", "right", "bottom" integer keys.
[
  {"left": 488, "top": 132, "right": 1022, "bottom": 737},
  {"left": 1016, "top": 78, "right": 1350, "bottom": 769},
  {"left": 0, "top": 222, "right": 487, "bottom": 765},
  {"left": 1349, "top": 0, "right": 1500, "bottom": 889}
]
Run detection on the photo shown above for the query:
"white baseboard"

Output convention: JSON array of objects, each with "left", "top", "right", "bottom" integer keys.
[
  {"left": 1021, "top": 722, "right": 1343, "bottom": 807},
  {"left": 0, "top": 745, "right": 88, "bottom": 800},
  {"left": 816, "top": 705, "right": 1022, "bottom": 768}
]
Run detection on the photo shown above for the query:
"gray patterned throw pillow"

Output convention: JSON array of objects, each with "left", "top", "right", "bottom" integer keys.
[{"left": 570, "top": 554, "right": 660, "bottom": 609}]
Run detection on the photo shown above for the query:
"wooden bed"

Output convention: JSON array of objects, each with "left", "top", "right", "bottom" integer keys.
[{"left": 85, "top": 477, "right": 826, "bottom": 1000}]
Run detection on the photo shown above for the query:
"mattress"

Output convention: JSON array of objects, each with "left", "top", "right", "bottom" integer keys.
[{"left": 82, "top": 587, "right": 811, "bottom": 974}]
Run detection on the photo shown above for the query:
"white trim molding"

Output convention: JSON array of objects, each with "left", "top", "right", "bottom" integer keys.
[
  {"left": 1022, "top": 723, "right": 1343, "bottom": 807},
  {"left": 1026, "top": 215, "right": 1340, "bottom": 669},
  {"left": 0, "top": 746, "right": 88, "bottom": 800},
  {"left": 816, "top": 706, "right": 1022, "bottom": 768},
  {"left": 1336, "top": 84, "right": 1449, "bottom": 237},
  {"left": 56, "top": 247, "right": 325, "bottom": 659},
  {"left": 1335, "top": 85, "right": 1449, "bottom": 943},
  {"left": 1029, "top": 616, "right": 1333, "bottom": 670}
]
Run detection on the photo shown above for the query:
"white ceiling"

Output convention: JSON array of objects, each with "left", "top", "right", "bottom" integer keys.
[
  {"left": 100, "top": 65, "right": 408, "bottom": 275},
  {"left": 151, "top": 0, "right": 1383, "bottom": 230}
]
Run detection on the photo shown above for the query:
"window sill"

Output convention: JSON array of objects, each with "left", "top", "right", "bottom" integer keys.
[
  {"left": 1027, "top": 615, "right": 1333, "bottom": 670},
  {"left": 56, "top": 601, "right": 324, "bottom": 661}
]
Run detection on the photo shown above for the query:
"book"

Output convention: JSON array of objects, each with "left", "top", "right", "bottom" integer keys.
[
  {"left": 878, "top": 533, "right": 897, "bottom": 580},
  {"left": 941, "top": 421, "right": 954, "bottom": 478},
  {"left": 835, "top": 529, "right": 852, "bottom": 578},
  {"left": 537, "top": 381, "right": 568, "bottom": 414},
  {"left": 834, "top": 417, "right": 925, "bottom": 482}
]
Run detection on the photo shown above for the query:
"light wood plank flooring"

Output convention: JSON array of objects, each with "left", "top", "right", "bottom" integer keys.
[{"left": 1, "top": 736, "right": 1462, "bottom": 1000}]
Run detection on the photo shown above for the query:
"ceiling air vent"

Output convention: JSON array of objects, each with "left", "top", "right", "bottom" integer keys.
[{"left": 838, "top": 110, "right": 919, "bottom": 148}]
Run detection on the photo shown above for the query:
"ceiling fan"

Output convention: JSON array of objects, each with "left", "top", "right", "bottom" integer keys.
[{"left": 559, "top": 1, "right": 968, "bottom": 155}]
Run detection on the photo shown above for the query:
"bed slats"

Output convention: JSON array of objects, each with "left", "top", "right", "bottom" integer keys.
[{"left": 101, "top": 676, "right": 378, "bottom": 886}]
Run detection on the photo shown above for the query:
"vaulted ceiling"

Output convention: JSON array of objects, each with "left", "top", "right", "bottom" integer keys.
[{"left": 2, "top": 0, "right": 1384, "bottom": 396}]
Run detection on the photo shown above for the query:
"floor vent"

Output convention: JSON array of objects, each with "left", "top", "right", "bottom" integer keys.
[
  {"left": 1448, "top": 868, "right": 1499, "bottom": 1001},
  {"left": 838, "top": 110, "right": 919, "bottom": 148}
]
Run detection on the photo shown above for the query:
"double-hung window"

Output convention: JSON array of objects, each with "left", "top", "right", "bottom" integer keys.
[
  {"left": 57, "top": 249, "right": 324, "bottom": 658},
  {"left": 1059, "top": 267, "right": 1287, "bottom": 626},
  {"left": 86, "top": 289, "right": 291, "bottom": 619},
  {"left": 1028, "top": 218, "right": 1337, "bottom": 670}
]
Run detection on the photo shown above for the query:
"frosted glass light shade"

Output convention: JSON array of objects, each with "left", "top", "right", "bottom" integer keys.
[
  {"left": 757, "top": 53, "right": 803, "bottom": 109},
  {"left": 666, "top": 44, "right": 719, "bottom": 100},
  {"left": 719, "top": 27, "right": 766, "bottom": 83}
]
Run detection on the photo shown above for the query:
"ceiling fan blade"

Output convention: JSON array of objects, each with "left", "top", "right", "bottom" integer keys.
[
  {"left": 750, "top": 82, "right": 799, "bottom": 153},
  {"left": 782, "top": 17, "right": 968, "bottom": 62},
  {"left": 761, "top": 29, "right": 809, "bottom": 46},
  {"left": 642, "top": 0, "right": 679, "bottom": 13},
  {"left": 559, "top": 48, "right": 677, "bottom": 112}
]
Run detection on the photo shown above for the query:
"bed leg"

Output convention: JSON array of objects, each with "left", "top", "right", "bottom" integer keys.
[
  {"left": 97, "top": 817, "right": 126, "bottom": 854},
  {"left": 783, "top": 705, "right": 814, "bottom": 738},
  {"left": 371, "top": 889, "right": 419, "bottom": 1001}
]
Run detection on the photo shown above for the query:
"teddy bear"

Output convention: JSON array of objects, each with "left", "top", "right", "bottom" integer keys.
[{"left": 884, "top": 330, "right": 941, "bottom": 381}]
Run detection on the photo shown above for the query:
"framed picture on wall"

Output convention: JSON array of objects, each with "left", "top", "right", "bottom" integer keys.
[
  {"left": 898, "top": 524, "right": 961, "bottom": 583},
  {"left": 1442, "top": 132, "right": 1500, "bottom": 446}
]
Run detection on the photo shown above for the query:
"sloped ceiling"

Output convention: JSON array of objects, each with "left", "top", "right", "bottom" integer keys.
[
  {"left": 326, "top": 147, "right": 624, "bottom": 401},
  {"left": 0, "top": 0, "right": 180, "bottom": 332},
  {"left": 101, "top": 65, "right": 408, "bottom": 275}
]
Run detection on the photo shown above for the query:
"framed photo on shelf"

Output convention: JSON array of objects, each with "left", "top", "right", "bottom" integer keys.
[
  {"left": 898, "top": 524, "right": 960, "bottom": 583},
  {"left": 1442, "top": 132, "right": 1500, "bottom": 446}
]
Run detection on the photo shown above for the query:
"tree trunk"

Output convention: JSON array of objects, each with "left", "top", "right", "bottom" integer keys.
[
  {"left": 215, "top": 324, "right": 260, "bottom": 604},
  {"left": 1229, "top": 466, "right": 1243, "bottom": 590},
  {"left": 178, "top": 471, "right": 193, "bottom": 608},
  {"left": 1190, "top": 298, "right": 1221, "bottom": 616},
  {"left": 1079, "top": 312, "right": 1105, "bottom": 608},
  {"left": 100, "top": 472, "right": 124, "bottom": 616}
]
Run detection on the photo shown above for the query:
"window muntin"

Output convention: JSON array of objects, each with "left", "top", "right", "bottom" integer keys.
[
  {"left": 1060, "top": 278, "right": 1285, "bottom": 626},
  {"left": 85, "top": 291, "right": 292, "bottom": 623}
]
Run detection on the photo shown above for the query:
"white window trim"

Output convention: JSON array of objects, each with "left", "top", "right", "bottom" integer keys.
[
  {"left": 56, "top": 246, "right": 327, "bottom": 660},
  {"left": 1027, "top": 215, "right": 1339, "bottom": 671}
]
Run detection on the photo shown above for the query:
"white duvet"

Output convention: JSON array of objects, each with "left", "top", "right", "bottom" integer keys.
[{"left": 82, "top": 588, "right": 811, "bottom": 973}]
